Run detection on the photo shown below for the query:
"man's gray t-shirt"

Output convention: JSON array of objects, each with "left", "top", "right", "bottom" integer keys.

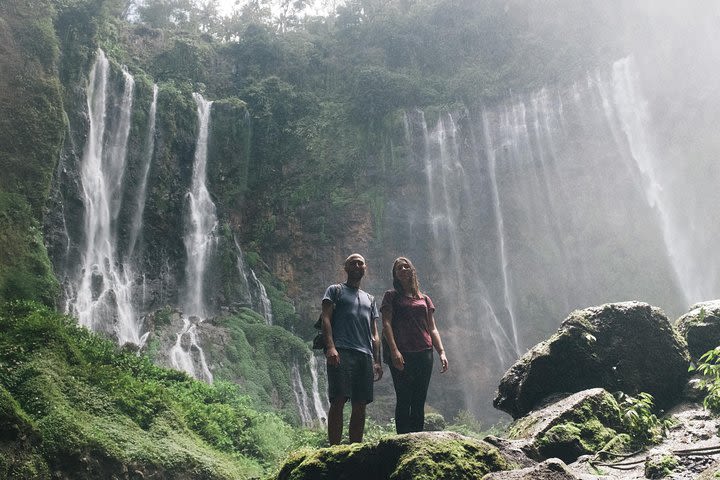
[{"left": 323, "top": 283, "right": 378, "bottom": 357}]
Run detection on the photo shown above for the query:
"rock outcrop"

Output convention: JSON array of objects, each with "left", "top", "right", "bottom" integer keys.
[
  {"left": 506, "top": 388, "right": 624, "bottom": 463},
  {"left": 675, "top": 300, "right": 720, "bottom": 360},
  {"left": 277, "top": 432, "right": 512, "bottom": 480},
  {"left": 494, "top": 302, "right": 691, "bottom": 419}
]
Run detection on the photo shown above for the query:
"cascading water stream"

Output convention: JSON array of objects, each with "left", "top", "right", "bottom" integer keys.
[
  {"left": 126, "top": 84, "right": 158, "bottom": 262},
  {"left": 480, "top": 110, "right": 523, "bottom": 364},
  {"left": 249, "top": 270, "right": 274, "bottom": 324},
  {"left": 183, "top": 93, "right": 217, "bottom": 319},
  {"left": 290, "top": 362, "right": 313, "bottom": 426},
  {"left": 234, "top": 235, "right": 274, "bottom": 324},
  {"left": 70, "top": 50, "right": 141, "bottom": 345},
  {"left": 611, "top": 57, "right": 697, "bottom": 305},
  {"left": 170, "top": 93, "right": 215, "bottom": 382},
  {"left": 309, "top": 353, "right": 327, "bottom": 422}
]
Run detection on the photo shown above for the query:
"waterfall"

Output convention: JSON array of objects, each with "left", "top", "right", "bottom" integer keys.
[
  {"left": 249, "top": 270, "right": 273, "bottom": 325},
  {"left": 126, "top": 84, "right": 158, "bottom": 262},
  {"left": 290, "top": 362, "right": 313, "bottom": 426},
  {"left": 611, "top": 57, "right": 699, "bottom": 304},
  {"left": 481, "top": 109, "right": 524, "bottom": 365},
  {"left": 169, "top": 317, "right": 213, "bottom": 383},
  {"left": 171, "top": 93, "right": 216, "bottom": 382},
  {"left": 69, "top": 50, "right": 141, "bottom": 345},
  {"left": 234, "top": 236, "right": 274, "bottom": 324},
  {"left": 183, "top": 93, "right": 217, "bottom": 319},
  {"left": 400, "top": 57, "right": 698, "bottom": 419},
  {"left": 309, "top": 353, "right": 327, "bottom": 422},
  {"left": 289, "top": 355, "right": 327, "bottom": 427}
]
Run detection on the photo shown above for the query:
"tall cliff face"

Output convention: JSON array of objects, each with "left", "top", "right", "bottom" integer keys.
[
  {"left": 4, "top": 0, "right": 720, "bottom": 428},
  {"left": 0, "top": 0, "right": 64, "bottom": 306}
]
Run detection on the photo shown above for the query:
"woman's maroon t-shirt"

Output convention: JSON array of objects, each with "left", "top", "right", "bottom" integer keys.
[{"left": 381, "top": 290, "right": 434, "bottom": 353}]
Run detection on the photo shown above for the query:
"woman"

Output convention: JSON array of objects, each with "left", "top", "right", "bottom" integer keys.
[{"left": 381, "top": 256, "right": 448, "bottom": 434}]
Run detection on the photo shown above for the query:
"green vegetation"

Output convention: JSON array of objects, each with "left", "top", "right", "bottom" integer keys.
[
  {"left": 616, "top": 392, "right": 671, "bottom": 447},
  {"left": 508, "top": 390, "right": 669, "bottom": 464},
  {"left": 204, "top": 309, "right": 313, "bottom": 424},
  {"left": 0, "top": 300, "right": 307, "bottom": 478},
  {"left": 694, "top": 344, "right": 720, "bottom": 412}
]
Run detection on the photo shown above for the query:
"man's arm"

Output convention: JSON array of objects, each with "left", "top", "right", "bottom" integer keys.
[
  {"left": 321, "top": 300, "right": 340, "bottom": 366},
  {"left": 371, "top": 312, "right": 383, "bottom": 381}
]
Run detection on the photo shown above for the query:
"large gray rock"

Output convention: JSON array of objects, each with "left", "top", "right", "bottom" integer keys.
[
  {"left": 506, "top": 388, "right": 623, "bottom": 463},
  {"left": 277, "top": 432, "right": 512, "bottom": 480},
  {"left": 481, "top": 458, "right": 580, "bottom": 480},
  {"left": 675, "top": 300, "right": 720, "bottom": 360},
  {"left": 494, "top": 302, "right": 691, "bottom": 419}
]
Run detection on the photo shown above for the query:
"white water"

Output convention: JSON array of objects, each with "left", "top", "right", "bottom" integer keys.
[
  {"left": 309, "top": 353, "right": 327, "bottom": 422},
  {"left": 234, "top": 236, "right": 274, "bottom": 324},
  {"left": 127, "top": 84, "right": 158, "bottom": 261},
  {"left": 169, "top": 317, "right": 213, "bottom": 382},
  {"left": 250, "top": 269, "right": 274, "bottom": 324},
  {"left": 171, "top": 93, "right": 216, "bottom": 382},
  {"left": 401, "top": 56, "right": 714, "bottom": 419},
  {"left": 611, "top": 57, "right": 694, "bottom": 304},
  {"left": 290, "top": 362, "right": 313, "bottom": 426},
  {"left": 183, "top": 93, "right": 217, "bottom": 318},
  {"left": 70, "top": 50, "right": 141, "bottom": 345}
]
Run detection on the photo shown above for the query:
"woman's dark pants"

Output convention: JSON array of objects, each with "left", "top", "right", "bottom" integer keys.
[{"left": 389, "top": 349, "right": 433, "bottom": 434}]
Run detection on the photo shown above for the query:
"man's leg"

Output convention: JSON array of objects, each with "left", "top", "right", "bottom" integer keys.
[
  {"left": 328, "top": 396, "right": 347, "bottom": 445},
  {"left": 348, "top": 350, "right": 373, "bottom": 443},
  {"left": 349, "top": 401, "right": 367, "bottom": 443}
]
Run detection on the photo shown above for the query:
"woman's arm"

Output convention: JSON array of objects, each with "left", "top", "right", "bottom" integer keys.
[
  {"left": 427, "top": 311, "right": 448, "bottom": 373},
  {"left": 381, "top": 304, "right": 405, "bottom": 371}
]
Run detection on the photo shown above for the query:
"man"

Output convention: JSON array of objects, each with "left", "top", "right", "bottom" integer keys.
[{"left": 321, "top": 253, "right": 383, "bottom": 445}]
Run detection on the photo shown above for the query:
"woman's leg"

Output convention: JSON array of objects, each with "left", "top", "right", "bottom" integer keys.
[
  {"left": 390, "top": 362, "right": 413, "bottom": 434},
  {"left": 407, "top": 349, "right": 433, "bottom": 432}
]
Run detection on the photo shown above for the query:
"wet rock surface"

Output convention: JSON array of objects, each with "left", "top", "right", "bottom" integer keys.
[
  {"left": 676, "top": 300, "right": 720, "bottom": 360},
  {"left": 494, "top": 302, "right": 691, "bottom": 419}
]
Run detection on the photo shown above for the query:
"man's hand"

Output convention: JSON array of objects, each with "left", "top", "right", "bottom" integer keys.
[
  {"left": 373, "top": 362, "right": 383, "bottom": 381},
  {"left": 326, "top": 347, "right": 340, "bottom": 366}
]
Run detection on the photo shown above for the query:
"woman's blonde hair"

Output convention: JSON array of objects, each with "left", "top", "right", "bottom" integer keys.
[{"left": 392, "top": 256, "right": 421, "bottom": 298}]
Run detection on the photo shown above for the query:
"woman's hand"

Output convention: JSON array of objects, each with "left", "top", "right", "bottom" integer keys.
[
  {"left": 391, "top": 350, "right": 405, "bottom": 371},
  {"left": 439, "top": 352, "right": 448, "bottom": 373}
]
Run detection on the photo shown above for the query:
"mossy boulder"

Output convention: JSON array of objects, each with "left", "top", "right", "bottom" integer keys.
[
  {"left": 675, "top": 300, "right": 720, "bottom": 360},
  {"left": 644, "top": 452, "right": 680, "bottom": 479},
  {"left": 276, "top": 432, "right": 511, "bottom": 480},
  {"left": 481, "top": 458, "right": 580, "bottom": 480},
  {"left": 494, "top": 302, "right": 691, "bottom": 419},
  {"left": 506, "top": 388, "right": 622, "bottom": 463}
]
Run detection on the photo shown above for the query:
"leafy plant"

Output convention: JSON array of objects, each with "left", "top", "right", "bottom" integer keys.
[
  {"left": 693, "top": 338, "right": 720, "bottom": 412},
  {"left": 615, "top": 392, "right": 670, "bottom": 446}
]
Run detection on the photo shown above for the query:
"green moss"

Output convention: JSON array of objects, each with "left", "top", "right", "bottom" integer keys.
[
  {"left": 0, "top": 193, "right": 59, "bottom": 306},
  {"left": 537, "top": 419, "right": 617, "bottom": 462},
  {"left": 390, "top": 437, "right": 508, "bottom": 480},
  {"left": 278, "top": 434, "right": 509, "bottom": 480},
  {"left": 645, "top": 454, "right": 680, "bottom": 479}
]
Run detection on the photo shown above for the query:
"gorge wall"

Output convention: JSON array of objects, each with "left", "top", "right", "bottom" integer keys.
[{"left": 3, "top": 0, "right": 719, "bottom": 427}]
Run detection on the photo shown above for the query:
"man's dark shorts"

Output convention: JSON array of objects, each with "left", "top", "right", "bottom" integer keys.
[{"left": 327, "top": 348, "right": 374, "bottom": 404}]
